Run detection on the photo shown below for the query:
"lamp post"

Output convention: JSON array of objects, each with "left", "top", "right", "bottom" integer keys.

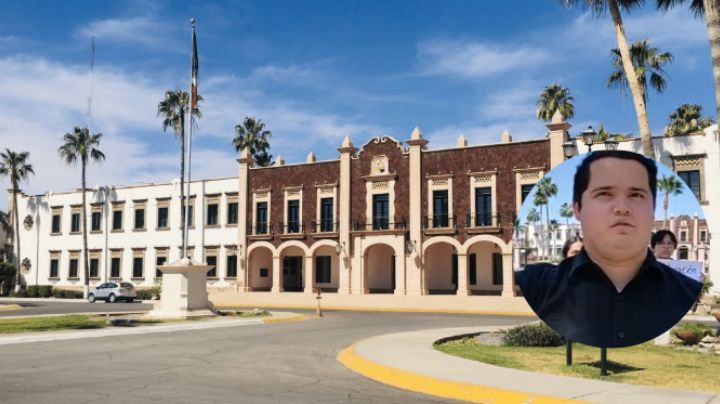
[
  {"left": 581, "top": 126, "right": 597, "bottom": 153},
  {"left": 96, "top": 185, "right": 114, "bottom": 282},
  {"left": 604, "top": 134, "right": 619, "bottom": 151},
  {"left": 562, "top": 140, "right": 578, "bottom": 160}
]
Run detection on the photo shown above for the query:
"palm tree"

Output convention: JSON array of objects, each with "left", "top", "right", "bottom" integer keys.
[
  {"left": 232, "top": 117, "right": 273, "bottom": 167},
  {"left": 536, "top": 84, "right": 575, "bottom": 121},
  {"left": 0, "top": 210, "right": 10, "bottom": 262},
  {"left": 158, "top": 89, "right": 202, "bottom": 252},
  {"left": 608, "top": 39, "right": 674, "bottom": 105},
  {"left": 58, "top": 127, "right": 105, "bottom": 298},
  {"left": 0, "top": 149, "right": 34, "bottom": 292},
  {"left": 595, "top": 123, "right": 632, "bottom": 142},
  {"left": 559, "top": 202, "right": 574, "bottom": 237},
  {"left": 534, "top": 176, "right": 558, "bottom": 261},
  {"left": 657, "top": 175, "right": 684, "bottom": 228},
  {"left": 526, "top": 208, "right": 541, "bottom": 258},
  {"left": 563, "top": 0, "right": 656, "bottom": 158},
  {"left": 665, "top": 103, "right": 714, "bottom": 136},
  {"left": 657, "top": 0, "right": 720, "bottom": 128}
]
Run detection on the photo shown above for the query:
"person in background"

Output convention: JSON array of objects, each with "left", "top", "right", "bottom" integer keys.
[
  {"left": 651, "top": 229, "right": 677, "bottom": 260},
  {"left": 562, "top": 236, "right": 584, "bottom": 259}
]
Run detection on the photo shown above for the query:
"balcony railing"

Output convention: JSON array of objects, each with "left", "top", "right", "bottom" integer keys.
[
  {"left": 422, "top": 215, "right": 457, "bottom": 229},
  {"left": 279, "top": 221, "right": 304, "bottom": 235},
  {"left": 312, "top": 220, "right": 338, "bottom": 233},
  {"left": 353, "top": 216, "right": 407, "bottom": 231},
  {"left": 248, "top": 222, "right": 273, "bottom": 236},
  {"left": 466, "top": 213, "right": 501, "bottom": 228}
]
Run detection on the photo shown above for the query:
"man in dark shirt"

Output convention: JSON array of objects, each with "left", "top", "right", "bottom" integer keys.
[{"left": 517, "top": 150, "right": 702, "bottom": 348}]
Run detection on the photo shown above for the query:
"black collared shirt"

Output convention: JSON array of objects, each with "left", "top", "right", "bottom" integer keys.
[{"left": 516, "top": 249, "right": 702, "bottom": 348}]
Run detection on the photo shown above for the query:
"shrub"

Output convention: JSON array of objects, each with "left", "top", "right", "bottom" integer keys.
[
  {"left": 52, "top": 288, "right": 64, "bottom": 298},
  {"left": 135, "top": 289, "right": 153, "bottom": 300},
  {"left": 504, "top": 323, "right": 566, "bottom": 347},
  {"left": 52, "top": 289, "right": 83, "bottom": 299},
  {"left": 9, "top": 289, "right": 28, "bottom": 297},
  {"left": 26, "top": 286, "right": 39, "bottom": 297},
  {"left": 673, "top": 322, "right": 715, "bottom": 338},
  {"left": 38, "top": 285, "right": 52, "bottom": 297}
]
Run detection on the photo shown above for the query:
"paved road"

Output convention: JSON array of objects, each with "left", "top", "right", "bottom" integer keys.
[
  {"left": 0, "top": 311, "right": 533, "bottom": 403},
  {"left": 0, "top": 300, "right": 153, "bottom": 317}
]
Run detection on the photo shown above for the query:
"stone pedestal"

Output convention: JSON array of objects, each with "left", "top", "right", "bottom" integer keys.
[{"left": 145, "top": 258, "right": 216, "bottom": 319}]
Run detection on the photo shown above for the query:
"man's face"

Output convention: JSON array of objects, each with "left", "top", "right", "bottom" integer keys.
[
  {"left": 653, "top": 235, "right": 676, "bottom": 260},
  {"left": 573, "top": 157, "right": 654, "bottom": 262}
]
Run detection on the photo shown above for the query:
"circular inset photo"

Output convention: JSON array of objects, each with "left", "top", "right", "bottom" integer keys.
[{"left": 514, "top": 150, "right": 705, "bottom": 348}]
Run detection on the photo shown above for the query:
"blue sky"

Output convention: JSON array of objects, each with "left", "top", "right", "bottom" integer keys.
[
  {"left": 0, "top": 0, "right": 714, "bottom": 211},
  {"left": 519, "top": 154, "right": 706, "bottom": 227}
]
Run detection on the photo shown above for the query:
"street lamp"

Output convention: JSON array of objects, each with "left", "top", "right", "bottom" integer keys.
[
  {"left": 581, "top": 126, "right": 597, "bottom": 153},
  {"left": 604, "top": 134, "right": 619, "bottom": 151},
  {"left": 334, "top": 241, "right": 344, "bottom": 255},
  {"left": 562, "top": 140, "right": 578, "bottom": 159},
  {"left": 405, "top": 239, "right": 416, "bottom": 255}
]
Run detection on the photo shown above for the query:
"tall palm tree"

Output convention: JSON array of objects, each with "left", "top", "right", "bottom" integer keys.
[
  {"left": 657, "top": 175, "right": 684, "bottom": 229},
  {"left": 536, "top": 84, "right": 575, "bottom": 121},
  {"left": 657, "top": 0, "right": 720, "bottom": 127},
  {"left": 608, "top": 39, "right": 674, "bottom": 104},
  {"left": 534, "top": 176, "right": 558, "bottom": 261},
  {"left": 157, "top": 89, "right": 202, "bottom": 252},
  {"left": 58, "top": 127, "right": 105, "bottom": 298},
  {"left": 232, "top": 117, "right": 273, "bottom": 167},
  {"left": 559, "top": 202, "right": 574, "bottom": 237},
  {"left": 563, "top": 0, "right": 656, "bottom": 158},
  {"left": 665, "top": 103, "right": 714, "bottom": 136},
  {"left": 526, "top": 208, "right": 541, "bottom": 257},
  {"left": 0, "top": 149, "right": 34, "bottom": 292}
]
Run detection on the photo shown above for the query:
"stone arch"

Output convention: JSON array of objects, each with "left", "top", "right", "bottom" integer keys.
[
  {"left": 277, "top": 240, "right": 311, "bottom": 257},
  {"left": 247, "top": 241, "right": 277, "bottom": 257},
  {"left": 463, "top": 235, "right": 509, "bottom": 295},
  {"left": 311, "top": 241, "right": 341, "bottom": 291},
  {"left": 462, "top": 234, "right": 511, "bottom": 255},
  {"left": 363, "top": 243, "right": 397, "bottom": 294},
  {"left": 423, "top": 240, "right": 459, "bottom": 294},
  {"left": 247, "top": 244, "right": 274, "bottom": 291},
  {"left": 309, "top": 239, "right": 341, "bottom": 256},
  {"left": 422, "top": 236, "right": 462, "bottom": 256}
]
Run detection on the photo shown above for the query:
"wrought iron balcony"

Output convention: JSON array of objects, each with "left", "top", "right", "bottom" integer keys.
[{"left": 353, "top": 216, "right": 407, "bottom": 231}]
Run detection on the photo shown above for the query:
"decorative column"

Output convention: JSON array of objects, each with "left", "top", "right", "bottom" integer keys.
[
  {"left": 304, "top": 255, "right": 314, "bottom": 294},
  {"left": 271, "top": 255, "right": 281, "bottom": 293},
  {"left": 456, "top": 253, "right": 469, "bottom": 296},
  {"left": 501, "top": 252, "right": 515, "bottom": 297},
  {"left": 237, "top": 147, "right": 252, "bottom": 292},
  {"left": 337, "top": 136, "right": 357, "bottom": 294},
  {"left": 406, "top": 127, "right": 428, "bottom": 296},
  {"left": 546, "top": 110, "right": 571, "bottom": 170}
]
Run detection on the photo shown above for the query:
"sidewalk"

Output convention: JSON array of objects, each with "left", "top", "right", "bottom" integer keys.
[
  {"left": 338, "top": 327, "right": 720, "bottom": 404},
  {"left": 0, "top": 311, "right": 307, "bottom": 346}
]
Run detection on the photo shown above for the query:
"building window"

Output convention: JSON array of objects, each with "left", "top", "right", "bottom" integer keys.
[
  {"left": 132, "top": 257, "right": 143, "bottom": 278},
  {"left": 181, "top": 204, "right": 194, "bottom": 228},
  {"left": 134, "top": 208, "right": 145, "bottom": 230},
  {"left": 677, "top": 170, "right": 701, "bottom": 201},
  {"left": 316, "top": 256, "right": 331, "bottom": 283},
  {"left": 372, "top": 193, "right": 389, "bottom": 230},
  {"left": 469, "top": 253, "right": 477, "bottom": 285},
  {"left": 51, "top": 214, "right": 61, "bottom": 234},
  {"left": 227, "top": 202, "right": 238, "bottom": 225},
  {"left": 432, "top": 190, "right": 449, "bottom": 228},
  {"left": 157, "top": 207, "right": 169, "bottom": 229},
  {"left": 155, "top": 255, "right": 167, "bottom": 278},
  {"left": 207, "top": 203, "right": 219, "bottom": 226},
  {"left": 91, "top": 212, "right": 101, "bottom": 232},
  {"left": 320, "top": 197, "right": 334, "bottom": 232},
  {"left": 111, "top": 257, "right": 121, "bottom": 278},
  {"left": 226, "top": 253, "right": 237, "bottom": 278},
  {"left": 260, "top": 267, "right": 269, "bottom": 278},
  {"left": 475, "top": 187, "right": 492, "bottom": 226},
  {"left": 207, "top": 255, "right": 217, "bottom": 278},
  {"left": 287, "top": 200, "right": 300, "bottom": 233},
  {"left": 71, "top": 213, "right": 81, "bottom": 233},
  {"left": 112, "top": 210, "right": 123, "bottom": 231},
  {"left": 256, "top": 202, "right": 268, "bottom": 234},
  {"left": 700, "top": 230, "right": 707, "bottom": 243},
  {"left": 521, "top": 184, "right": 534, "bottom": 205},
  {"left": 492, "top": 253, "right": 503, "bottom": 285},
  {"left": 69, "top": 258, "right": 79, "bottom": 278},
  {"left": 50, "top": 258, "right": 59, "bottom": 278},
  {"left": 679, "top": 247, "right": 689, "bottom": 260},
  {"left": 90, "top": 258, "right": 99, "bottom": 278},
  {"left": 680, "top": 230, "right": 687, "bottom": 242}
]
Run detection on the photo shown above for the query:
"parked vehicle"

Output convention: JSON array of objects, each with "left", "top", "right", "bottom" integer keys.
[{"left": 88, "top": 282, "right": 136, "bottom": 303}]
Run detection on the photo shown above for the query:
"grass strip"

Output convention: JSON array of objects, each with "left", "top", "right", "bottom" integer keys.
[{"left": 0, "top": 315, "right": 106, "bottom": 334}]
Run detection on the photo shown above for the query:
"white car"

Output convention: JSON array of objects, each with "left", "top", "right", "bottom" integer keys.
[{"left": 88, "top": 282, "right": 136, "bottom": 303}]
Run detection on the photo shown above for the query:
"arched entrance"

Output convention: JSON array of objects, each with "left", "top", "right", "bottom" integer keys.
[
  {"left": 365, "top": 244, "right": 395, "bottom": 293},
  {"left": 423, "top": 242, "right": 457, "bottom": 294},
  {"left": 280, "top": 245, "right": 305, "bottom": 292},
  {"left": 247, "top": 245, "right": 273, "bottom": 291},
  {"left": 312, "top": 245, "right": 340, "bottom": 292},
  {"left": 466, "top": 241, "right": 504, "bottom": 295}
]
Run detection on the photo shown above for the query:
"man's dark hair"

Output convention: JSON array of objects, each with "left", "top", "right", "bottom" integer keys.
[
  {"left": 651, "top": 229, "right": 677, "bottom": 248},
  {"left": 562, "top": 236, "right": 584, "bottom": 258},
  {"left": 573, "top": 150, "right": 657, "bottom": 208}
]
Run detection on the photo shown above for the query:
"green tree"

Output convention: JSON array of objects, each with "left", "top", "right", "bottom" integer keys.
[
  {"left": 657, "top": 175, "right": 684, "bottom": 229},
  {"left": 0, "top": 149, "right": 35, "bottom": 292},
  {"left": 595, "top": 123, "right": 633, "bottom": 142},
  {"left": 158, "top": 89, "right": 202, "bottom": 252},
  {"left": 657, "top": 0, "right": 720, "bottom": 127},
  {"left": 536, "top": 84, "right": 575, "bottom": 122},
  {"left": 559, "top": 202, "right": 574, "bottom": 237},
  {"left": 58, "top": 127, "right": 105, "bottom": 298},
  {"left": 232, "top": 117, "right": 273, "bottom": 167},
  {"left": 608, "top": 39, "right": 674, "bottom": 104},
  {"left": 535, "top": 176, "right": 558, "bottom": 261},
  {"left": 563, "top": 0, "right": 656, "bottom": 158},
  {"left": 664, "top": 103, "right": 714, "bottom": 136}
]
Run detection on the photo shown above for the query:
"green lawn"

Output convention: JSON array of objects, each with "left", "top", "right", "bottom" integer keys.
[
  {"left": 0, "top": 315, "right": 106, "bottom": 334},
  {"left": 436, "top": 337, "right": 720, "bottom": 393}
]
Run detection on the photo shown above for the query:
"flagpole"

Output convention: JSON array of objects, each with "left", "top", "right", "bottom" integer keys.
[{"left": 183, "top": 18, "right": 197, "bottom": 261}]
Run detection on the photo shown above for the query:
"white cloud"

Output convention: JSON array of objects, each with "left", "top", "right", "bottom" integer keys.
[
  {"left": 417, "top": 38, "right": 551, "bottom": 79},
  {"left": 76, "top": 16, "right": 178, "bottom": 50}
]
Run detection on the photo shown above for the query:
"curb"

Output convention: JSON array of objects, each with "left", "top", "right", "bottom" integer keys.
[
  {"left": 217, "top": 303, "right": 535, "bottom": 317},
  {"left": 337, "top": 343, "right": 583, "bottom": 404},
  {"left": 262, "top": 314, "right": 310, "bottom": 324}
]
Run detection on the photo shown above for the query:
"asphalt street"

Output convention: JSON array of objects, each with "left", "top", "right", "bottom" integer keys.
[
  {"left": 0, "top": 310, "right": 533, "bottom": 403},
  {"left": 0, "top": 300, "right": 153, "bottom": 317}
]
